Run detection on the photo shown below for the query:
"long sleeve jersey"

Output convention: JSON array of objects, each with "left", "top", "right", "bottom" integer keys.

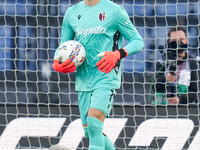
[{"left": 54, "top": 0, "right": 144, "bottom": 91}]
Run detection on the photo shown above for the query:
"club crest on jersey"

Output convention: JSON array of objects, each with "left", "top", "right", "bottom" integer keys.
[{"left": 99, "top": 12, "right": 106, "bottom": 21}]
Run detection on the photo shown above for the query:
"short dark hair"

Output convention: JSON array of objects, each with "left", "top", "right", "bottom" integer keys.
[{"left": 167, "top": 26, "right": 187, "bottom": 38}]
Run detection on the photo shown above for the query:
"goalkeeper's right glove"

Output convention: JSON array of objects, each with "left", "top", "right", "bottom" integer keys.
[
  {"left": 96, "top": 48, "right": 128, "bottom": 74},
  {"left": 52, "top": 59, "right": 76, "bottom": 74}
]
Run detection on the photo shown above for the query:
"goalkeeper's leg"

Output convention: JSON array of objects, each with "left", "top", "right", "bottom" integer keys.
[
  {"left": 78, "top": 89, "right": 116, "bottom": 150},
  {"left": 84, "top": 126, "right": 115, "bottom": 150},
  {"left": 87, "top": 108, "right": 115, "bottom": 150},
  {"left": 87, "top": 116, "right": 105, "bottom": 150},
  {"left": 104, "top": 133, "right": 115, "bottom": 150}
]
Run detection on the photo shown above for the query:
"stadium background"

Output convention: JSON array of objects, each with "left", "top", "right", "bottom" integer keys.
[
  {"left": 0, "top": 0, "right": 199, "bottom": 104},
  {"left": 0, "top": 0, "right": 200, "bottom": 149}
]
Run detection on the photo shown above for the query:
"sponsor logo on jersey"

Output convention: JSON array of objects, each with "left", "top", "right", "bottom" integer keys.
[
  {"left": 99, "top": 12, "right": 106, "bottom": 21},
  {"left": 77, "top": 26, "right": 107, "bottom": 37}
]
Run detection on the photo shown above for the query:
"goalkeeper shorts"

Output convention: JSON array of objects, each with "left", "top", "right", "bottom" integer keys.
[{"left": 78, "top": 88, "right": 116, "bottom": 125}]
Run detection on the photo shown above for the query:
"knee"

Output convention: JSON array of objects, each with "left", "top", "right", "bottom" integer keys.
[{"left": 88, "top": 108, "right": 105, "bottom": 122}]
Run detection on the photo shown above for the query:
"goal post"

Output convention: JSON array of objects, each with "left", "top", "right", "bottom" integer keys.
[{"left": 0, "top": 0, "right": 200, "bottom": 150}]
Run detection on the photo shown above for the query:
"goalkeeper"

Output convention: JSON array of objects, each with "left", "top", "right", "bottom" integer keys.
[{"left": 53, "top": 0, "right": 144, "bottom": 149}]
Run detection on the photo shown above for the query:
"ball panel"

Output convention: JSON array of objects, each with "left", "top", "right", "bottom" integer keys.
[{"left": 58, "top": 40, "right": 86, "bottom": 67}]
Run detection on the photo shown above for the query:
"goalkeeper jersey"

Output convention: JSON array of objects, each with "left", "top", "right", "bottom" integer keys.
[{"left": 54, "top": 0, "right": 144, "bottom": 91}]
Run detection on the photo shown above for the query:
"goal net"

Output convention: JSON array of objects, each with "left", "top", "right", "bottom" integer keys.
[{"left": 0, "top": 0, "right": 200, "bottom": 150}]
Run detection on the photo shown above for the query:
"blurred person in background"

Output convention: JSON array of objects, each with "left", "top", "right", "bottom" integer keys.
[{"left": 152, "top": 26, "right": 198, "bottom": 104}]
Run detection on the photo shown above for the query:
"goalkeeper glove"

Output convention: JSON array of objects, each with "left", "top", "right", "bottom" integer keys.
[
  {"left": 52, "top": 59, "right": 76, "bottom": 74},
  {"left": 96, "top": 48, "right": 128, "bottom": 74}
]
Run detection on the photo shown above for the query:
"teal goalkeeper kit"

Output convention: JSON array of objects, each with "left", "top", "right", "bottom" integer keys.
[{"left": 54, "top": 0, "right": 143, "bottom": 91}]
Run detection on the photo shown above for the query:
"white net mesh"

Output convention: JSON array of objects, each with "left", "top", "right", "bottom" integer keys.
[{"left": 0, "top": 0, "right": 200, "bottom": 150}]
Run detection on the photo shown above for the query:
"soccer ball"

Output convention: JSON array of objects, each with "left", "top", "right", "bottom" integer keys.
[
  {"left": 49, "top": 144, "right": 71, "bottom": 150},
  {"left": 57, "top": 40, "right": 86, "bottom": 67}
]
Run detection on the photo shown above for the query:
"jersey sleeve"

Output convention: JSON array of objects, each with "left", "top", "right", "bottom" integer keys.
[
  {"left": 116, "top": 6, "right": 144, "bottom": 56},
  {"left": 54, "top": 8, "right": 75, "bottom": 59}
]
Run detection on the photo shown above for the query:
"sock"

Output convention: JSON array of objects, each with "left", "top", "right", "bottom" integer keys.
[
  {"left": 84, "top": 126, "right": 89, "bottom": 139},
  {"left": 103, "top": 133, "right": 115, "bottom": 150},
  {"left": 87, "top": 117, "right": 105, "bottom": 150}
]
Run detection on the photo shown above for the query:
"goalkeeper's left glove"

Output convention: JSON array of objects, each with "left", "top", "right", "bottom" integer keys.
[{"left": 96, "top": 48, "right": 128, "bottom": 74}]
